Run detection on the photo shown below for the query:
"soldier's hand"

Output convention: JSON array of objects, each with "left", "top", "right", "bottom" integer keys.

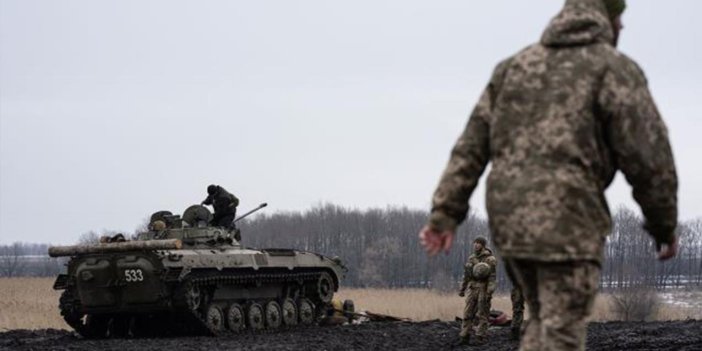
[
  {"left": 657, "top": 235, "right": 678, "bottom": 261},
  {"left": 419, "top": 225, "right": 455, "bottom": 256},
  {"left": 459, "top": 291, "right": 465, "bottom": 297}
]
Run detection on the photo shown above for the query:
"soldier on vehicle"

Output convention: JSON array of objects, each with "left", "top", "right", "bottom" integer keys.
[
  {"left": 149, "top": 220, "right": 168, "bottom": 239},
  {"left": 420, "top": 0, "right": 678, "bottom": 350},
  {"left": 201, "top": 184, "right": 240, "bottom": 228},
  {"left": 458, "top": 236, "right": 496, "bottom": 345}
]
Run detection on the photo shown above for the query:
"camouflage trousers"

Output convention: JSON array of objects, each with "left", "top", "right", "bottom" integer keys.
[
  {"left": 511, "top": 285, "right": 525, "bottom": 336},
  {"left": 506, "top": 262, "right": 525, "bottom": 337},
  {"left": 460, "top": 283, "right": 494, "bottom": 340},
  {"left": 506, "top": 259, "right": 600, "bottom": 351}
]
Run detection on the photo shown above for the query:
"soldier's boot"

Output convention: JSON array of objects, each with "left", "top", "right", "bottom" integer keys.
[
  {"left": 456, "top": 329, "right": 471, "bottom": 346},
  {"left": 454, "top": 336, "right": 470, "bottom": 346}
]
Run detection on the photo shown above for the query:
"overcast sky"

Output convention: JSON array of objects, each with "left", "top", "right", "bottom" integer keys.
[{"left": 1, "top": 1, "right": 700, "bottom": 244}]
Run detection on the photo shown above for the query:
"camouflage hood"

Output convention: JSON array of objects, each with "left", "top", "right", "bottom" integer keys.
[{"left": 541, "top": 0, "right": 615, "bottom": 47}]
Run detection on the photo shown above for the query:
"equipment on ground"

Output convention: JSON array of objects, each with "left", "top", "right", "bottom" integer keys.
[{"left": 472, "top": 262, "right": 491, "bottom": 280}]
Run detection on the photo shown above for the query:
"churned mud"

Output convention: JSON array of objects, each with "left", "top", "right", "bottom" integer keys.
[{"left": 1, "top": 320, "right": 701, "bottom": 351}]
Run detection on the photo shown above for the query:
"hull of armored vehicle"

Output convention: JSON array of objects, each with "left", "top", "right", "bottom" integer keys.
[{"left": 51, "top": 225, "right": 345, "bottom": 338}]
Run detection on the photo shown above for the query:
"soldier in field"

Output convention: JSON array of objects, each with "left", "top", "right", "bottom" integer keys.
[{"left": 458, "top": 237, "right": 496, "bottom": 345}]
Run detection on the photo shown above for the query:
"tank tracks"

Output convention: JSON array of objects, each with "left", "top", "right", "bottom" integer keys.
[{"left": 59, "top": 269, "right": 336, "bottom": 338}]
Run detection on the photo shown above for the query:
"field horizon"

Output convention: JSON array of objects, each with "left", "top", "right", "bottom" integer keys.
[{"left": 1, "top": 278, "right": 700, "bottom": 331}]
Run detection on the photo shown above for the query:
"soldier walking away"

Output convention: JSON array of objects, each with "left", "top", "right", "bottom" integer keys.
[
  {"left": 458, "top": 237, "right": 496, "bottom": 345},
  {"left": 419, "top": 0, "right": 678, "bottom": 350},
  {"left": 201, "top": 184, "right": 240, "bottom": 228}
]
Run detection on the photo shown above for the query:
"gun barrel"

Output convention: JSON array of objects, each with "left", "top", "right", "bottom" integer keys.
[
  {"left": 48, "top": 239, "right": 182, "bottom": 257},
  {"left": 232, "top": 203, "right": 268, "bottom": 224}
]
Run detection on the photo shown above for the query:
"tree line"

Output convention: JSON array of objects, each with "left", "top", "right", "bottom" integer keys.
[
  {"left": 239, "top": 204, "right": 701, "bottom": 291},
  {"left": 0, "top": 243, "right": 65, "bottom": 277},
  {"left": 1, "top": 204, "right": 700, "bottom": 293}
]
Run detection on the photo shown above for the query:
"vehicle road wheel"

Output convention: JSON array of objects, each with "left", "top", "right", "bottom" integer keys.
[
  {"left": 316, "top": 272, "right": 334, "bottom": 304},
  {"left": 185, "top": 283, "right": 202, "bottom": 312},
  {"left": 59, "top": 289, "right": 92, "bottom": 338},
  {"left": 297, "top": 298, "right": 315, "bottom": 325},
  {"left": 205, "top": 305, "right": 225, "bottom": 333},
  {"left": 247, "top": 303, "right": 264, "bottom": 331},
  {"left": 226, "top": 303, "right": 245, "bottom": 333},
  {"left": 264, "top": 301, "right": 282, "bottom": 329},
  {"left": 281, "top": 299, "right": 298, "bottom": 327}
]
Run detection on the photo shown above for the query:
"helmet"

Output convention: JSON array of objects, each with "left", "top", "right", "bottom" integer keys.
[
  {"left": 151, "top": 220, "right": 166, "bottom": 231},
  {"left": 343, "top": 299, "right": 355, "bottom": 314},
  {"left": 472, "top": 262, "right": 491, "bottom": 280},
  {"left": 207, "top": 184, "right": 218, "bottom": 195}
]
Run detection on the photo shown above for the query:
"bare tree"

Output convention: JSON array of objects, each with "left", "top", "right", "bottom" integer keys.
[
  {"left": 38, "top": 257, "right": 64, "bottom": 276},
  {"left": 0, "top": 242, "right": 27, "bottom": 277},
  {"left": 429, "top": 269, "right": 456, "bottom": 293},
  {"left": 132, "top": 217, "right": 151, "bottom": 239},
  {"left": 359, "top": 237, "right": 402, "bottom": 288},
  {"left": 25, "top": 203, "right": 691, "bottom": 289},
  {"left": 237, "top": 204, "right": 700, "bottom": 290},
  {"left": 77, "top": 229, "right": 122, "bottom": 244},
  {"left": 77, "top": 231, "right": 101, "bottom": 244}
]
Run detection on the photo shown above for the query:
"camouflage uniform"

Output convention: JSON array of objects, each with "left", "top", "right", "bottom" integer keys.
[
  {"left": 429, "top": 0, "right": 677, "bottom": 350},
  {"left": 202, "top": 186, "right": 240, "bottom": 228},
  {"left": 506, "top": 262, "right": 525, "bottom": 339},
  {"left": 459, "top": 247, "right": 497, "bottom": 342},
  {"left": 510, "top": 286, "right": 524, "bottom": 338}
]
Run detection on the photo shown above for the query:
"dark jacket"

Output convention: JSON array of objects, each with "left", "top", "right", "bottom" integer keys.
[{"left": 203, "top": 186, "right": 239, "bottom": 216}]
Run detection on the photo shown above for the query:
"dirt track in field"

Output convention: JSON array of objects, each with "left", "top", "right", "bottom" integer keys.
[{"left": 1, "top": 320, "right": 701, "bottom": 351}]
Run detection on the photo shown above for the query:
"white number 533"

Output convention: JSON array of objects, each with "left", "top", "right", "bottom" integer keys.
[{"left": 124, "top": 269, "right": 144, "bottom": 282}]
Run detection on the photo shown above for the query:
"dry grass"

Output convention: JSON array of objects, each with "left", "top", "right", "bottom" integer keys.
[
  {"left": 0, "top": 278, "right": 68, "bottom": 331},
  {"left": 337, "top": 288, "right": 512, "bottom": 321},
  {"left": 337, "top": 288, "right": 702, "bottom": 322},
  {"left": 0, "top": 278, "right": 699, "bottom": 330},
  {"left": 589, "top": 294, "right": 702, "bottom": 322}
]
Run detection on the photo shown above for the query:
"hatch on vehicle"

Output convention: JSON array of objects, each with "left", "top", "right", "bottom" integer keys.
[{"left": 261, "top": 248, "right": 297, "bottom": 256}]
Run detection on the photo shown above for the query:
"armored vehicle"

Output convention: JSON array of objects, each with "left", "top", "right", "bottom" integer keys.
[{"left": 49, "top": 203, "right": 346, "bottom": 338}]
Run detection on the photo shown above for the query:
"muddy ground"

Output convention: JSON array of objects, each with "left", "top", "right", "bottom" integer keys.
[{"left": 1, "top": 320, "right": 701, "bottom": 351}]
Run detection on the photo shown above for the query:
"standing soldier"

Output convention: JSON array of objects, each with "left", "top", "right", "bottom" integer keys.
[
  {"left": 458, "top": 236, "right": 496, "bottom": 345},
  {"left": 201, "top": 184, "right": 240, "bottom": 228},
  {"left": 419, "top": 0, "right": 678, "bottom": 350}
]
